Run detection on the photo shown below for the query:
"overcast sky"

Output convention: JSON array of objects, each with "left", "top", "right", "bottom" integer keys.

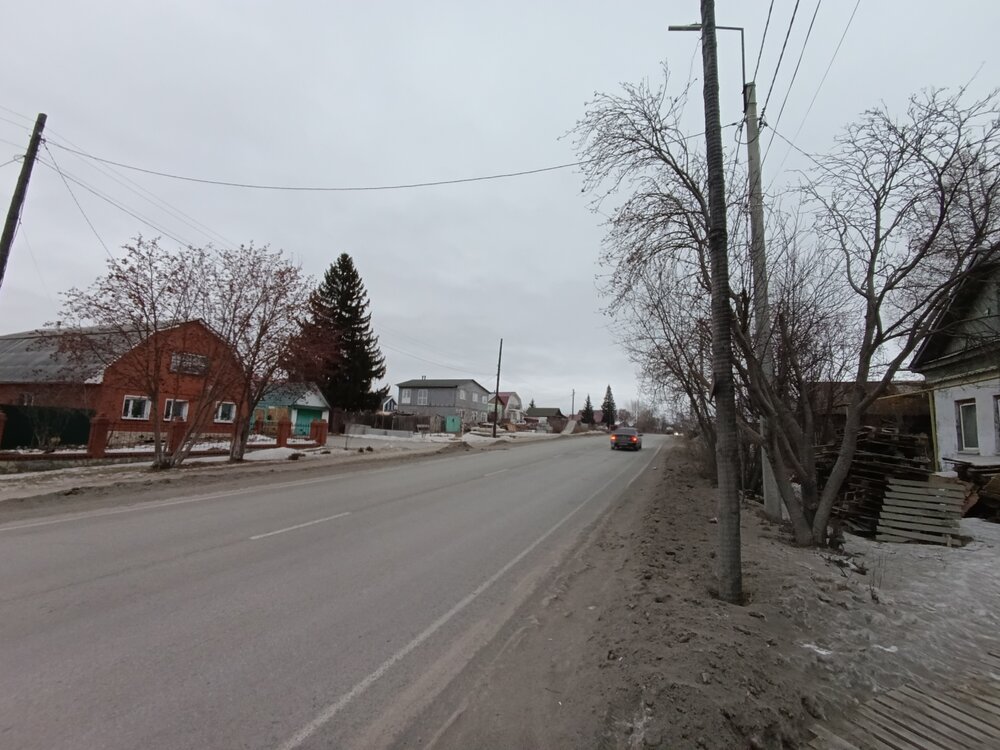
[{"left": 1, "top": 2, "right": 996, "bottom": 415}]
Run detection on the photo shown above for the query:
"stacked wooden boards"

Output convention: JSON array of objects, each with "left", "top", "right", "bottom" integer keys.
[{"left": 876, "top": 479, "right": 965, "bottom": 545}]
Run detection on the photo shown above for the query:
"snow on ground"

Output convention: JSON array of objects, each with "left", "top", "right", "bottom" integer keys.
[{"left": 780, "top": 516, "right": 1000, "bottom": 703}]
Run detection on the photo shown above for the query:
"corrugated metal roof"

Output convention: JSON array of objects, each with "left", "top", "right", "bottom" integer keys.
[{"left": 0, "top": 328, "right": 110, "bottom": 384}]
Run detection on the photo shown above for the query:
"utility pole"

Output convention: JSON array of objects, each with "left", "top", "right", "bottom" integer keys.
[
  {"left": 571, "top": 388, "right": 575, "bottom": 417},
  {"left": 491, "top": 338, "right": 503, "bottom": 438},
  {"left": 744, "top": 83, "right": 780, "bottom": 521},
  {"left": 699, "top": 0, "right": 742, "bottom": 603},
  {"left": 0, "top": 113, "right": 47, "bottom": 292}
]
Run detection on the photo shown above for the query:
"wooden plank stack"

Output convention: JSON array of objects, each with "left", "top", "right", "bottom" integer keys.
[
  {"left": 876, "top": 479, "right": 965, "bottom": 545},
  {"left": 817, "top": 427, "right": 932, "bottom": 536}
]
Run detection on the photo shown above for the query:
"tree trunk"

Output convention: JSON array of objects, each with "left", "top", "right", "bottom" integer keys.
[
  {"left": 230, "top": 415, "right": 252, "bottom": 462},
  {"left": 811, "top": 401, "right": 863, "bottom": 543}
]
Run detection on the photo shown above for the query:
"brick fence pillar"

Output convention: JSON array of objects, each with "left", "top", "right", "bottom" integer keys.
[
  {"left": 254, "top": 416, "right": 265, "bottom": 435},
  {"left": 276, "top": 417, "right": 292, "bottom": 448},
  {"left": 311, "top": 419, "right": 329, "bottom": 446},
  {"left": 88, "top": 416, "right": 110, "bottom": 458},
  {"left": 168, "top": 419, "right": 187, "bottom": 455}
]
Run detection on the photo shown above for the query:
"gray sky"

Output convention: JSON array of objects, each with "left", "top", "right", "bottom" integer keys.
[{"left": 1, "top": 1, "right": 996, "bottom": 415}]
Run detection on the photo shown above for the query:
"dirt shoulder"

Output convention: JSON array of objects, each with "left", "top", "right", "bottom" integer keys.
[{"left": 412, "top": 441, "right": 1000, "bottom": 749}]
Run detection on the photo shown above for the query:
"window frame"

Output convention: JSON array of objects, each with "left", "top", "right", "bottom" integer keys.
[
  {"left": 122, "top": 395, "right": 151, "bottom": 420},
  {"left": 458, "top": 389, "right": 466, "bottom": 401},
  {"left": 417, "top": 389, "right": 428, "bottom": 406},
  {"left": 400, "top": 388, "right": 412, "bottom": 405},
  {"left": 164, "top": 398, "right": 190, "bottom": 421},
  {"left": 215, "top": 401, "right": 237, "bottom": 423},
  {"left": 169, "top": 351, "right": 210, "bottom": 376},
  {"left": 957, "top": 399, "right": 979, "bottom": 452}
]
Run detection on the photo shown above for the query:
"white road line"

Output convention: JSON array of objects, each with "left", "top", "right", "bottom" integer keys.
[
  {"left": 274, "top": 443, "right": 661, "bottom": 750},
  {"left": 483, "top": 468, "right": 509, "bottom": 477},
  {"left": 249, "top": 512, "right": 351, "bottom": 541}
]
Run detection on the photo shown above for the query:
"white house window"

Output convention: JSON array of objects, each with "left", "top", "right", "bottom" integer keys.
[
  {"left": 958, "top": 400, "right": 979, "bottom": 451},
  {"left": 122, "top": 395, "right": 151, "bottom": 420},
  {"left": 170, "top": 352, "right": 210, "bottom": 375},
  {"left": 164, "top": 399, "right": 189, "bottom": 421},
  {"left": 471, "top": 393, "right": 478, "bottom": 403},
  {"left": 18, "top": 392, "right": 34, "bottom": 406},
  {"left": 458, "top": 389, "right": 466, "bottom": 401},
  {"left": 401, "top": 389, "right": 412, "bottom": 404},
  {"left": 215, "top": 401, "right": 236, "bottom": 423},
  {"left": 417, "top": 389, "right": 428, "bottom": 406}
]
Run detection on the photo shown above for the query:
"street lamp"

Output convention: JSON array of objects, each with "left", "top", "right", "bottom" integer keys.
[
  {"left": 669, "top": 20, "right": 779, "bottom": 521},
  {"left": 668, "top": 23, "right": 746, "bottom": 111}
]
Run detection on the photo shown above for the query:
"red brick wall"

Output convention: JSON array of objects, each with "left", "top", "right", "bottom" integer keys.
[{"left": 95, "top": 321, "right": 247, "bottom": 434}]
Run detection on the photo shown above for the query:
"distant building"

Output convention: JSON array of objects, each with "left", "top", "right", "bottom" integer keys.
[
  {"left": 254, "top": 382, "right": 330, "bottom": 436},
  {"left": 486, "top": 391, "right": 524, "bottom": 423},
  {"left": 396, "top": 377, "right": 491, "bottom": 426}
]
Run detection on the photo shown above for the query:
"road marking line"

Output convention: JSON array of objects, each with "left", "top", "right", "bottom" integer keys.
[
  {"left": 483, "top": 468, "right": 509, "bottom": 477},
  {"left": 249, "top": 512, "right": 351, "bottom": 541},
  {"left": 274, "top": 443, "right": 662, "bottom": 750}
]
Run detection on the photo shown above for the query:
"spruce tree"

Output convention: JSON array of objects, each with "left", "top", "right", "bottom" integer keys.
[
  {"left": 293, "top": 253, "right": 387, "bottom": 411},
  {"left": 581, "top": 394, "right": 595, "bottom": 424},
  {"left": 529, "top": 398, "right": 536, "bottom": 409},
  {"left": 601, "top": 385, "right": 616, "bottom": 428}
]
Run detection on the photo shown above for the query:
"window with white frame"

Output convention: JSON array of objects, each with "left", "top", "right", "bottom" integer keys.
[
  {"left": 401, "top": 388, "right": 412, "bottom": 404},
  {"left": 458, "top": 389, "right": 466, "bottom": 401},
  {"left": 215, "top": 401, "right": 236, "bottom": 423},
  {"left": 472, "top": 393, "right": 478, "bottom": 403},
  {"left": 958, "top": 399, "right": 979, "bottom": 451},
  {"left": 164, "top": 399, "right": 189, "bottom": 421},
  {"left": 122, "top": 395, "right": 151, "bottom": 420},
  {"left": 417, "top": 389, "right": 428, "bottom": 405}
]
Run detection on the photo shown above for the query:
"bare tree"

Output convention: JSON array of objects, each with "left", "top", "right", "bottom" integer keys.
[
  {"left": 205, "top": 244, "right": 313, "bottom": 461},
  {"left": 737, "top": 88, "right": 1000, "bottom": 543},
  {"left": 58, "top": 238, "right": 314, "bottom": 467}
]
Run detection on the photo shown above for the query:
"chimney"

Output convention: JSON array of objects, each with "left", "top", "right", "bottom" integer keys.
[{"left": 421, "top": 375, "right": 426, "bottom": 379}]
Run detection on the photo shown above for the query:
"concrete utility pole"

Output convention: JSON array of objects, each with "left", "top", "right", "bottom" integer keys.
[
  {"left": 0, "top": 113, "right": 47, "bottom": 292},
  {"left": 699, "top": 0, "right": 743, "bottom": 603},
  {"left": 571, "top": 389, "right": 575, "bottom": 417},
  {"left": 744, "top": 83, "right": 780, "bottom": 521},
  {"left": 491, "top": 338, "right": 503, "bottom": 438}
]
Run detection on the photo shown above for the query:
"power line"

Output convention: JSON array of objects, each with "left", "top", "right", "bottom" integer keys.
[
  {"left": 787, "top": 0, "right": 860, "bottom": 147},
  {"left": 48, "top": 128, "right": 240, "bottom": 250},
  {"left": 762, "top": 0, "right": 823, "bottom": 165},
  {"left": 16, "top": 220, "right": 54, "bottom": 306},
  {"left": 42, "top": 144, "right": 114, "bottom": 259},
  {"left": 0, "top": 158, "right": 19, "bottom": 170},
  {"left": 46, "top": 140, "right": 589, "bottom": 192},
  {"left": 35, "top": 158, "right": 196, "bottom": 248},
  {"left": 751, "top": 0, "right": 776, "bottom": 83},
  {"left": 764, "top": 0, "right": 860, "bottom": 192},
  {"left": 761, "top": 0, "right": 801, "bottom": 117}
]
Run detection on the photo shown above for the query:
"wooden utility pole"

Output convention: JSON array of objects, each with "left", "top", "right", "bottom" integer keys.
[
  {"left": 0, "top": 113, "right": 47, "bottom": 292},
  {"left": 491, "top": 338, "right": 503, "bottom": 438},
  {"left": 699, "top": 0, "right": 742, "bottom": 603},
  {"left": 744, "top": 83, "right": 780, "bottom": 521}
]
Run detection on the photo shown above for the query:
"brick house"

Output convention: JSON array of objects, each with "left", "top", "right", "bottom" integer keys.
[{"left": 0, "top": 320, "right": 247, "bottom": 445}]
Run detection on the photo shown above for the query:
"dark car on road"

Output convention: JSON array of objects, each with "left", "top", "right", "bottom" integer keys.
[{"left": 610, "top": 427, "right": 642, "bottom": 451}]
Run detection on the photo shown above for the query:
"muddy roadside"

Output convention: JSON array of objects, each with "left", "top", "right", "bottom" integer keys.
[{"left": 410, "top": 441, "right": 1000, "bottom": 749}]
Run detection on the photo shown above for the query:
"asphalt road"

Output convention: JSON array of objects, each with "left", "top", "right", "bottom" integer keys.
[{"left": 0, "top": 433, "right": 663, "bottom": 749}]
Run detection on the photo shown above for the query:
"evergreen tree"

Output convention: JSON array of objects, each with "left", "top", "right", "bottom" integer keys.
[
  {"left": 529, "top": 397, "right": 536, "bottom": 409},
  {"left": 601, "top": 385, "right": 616, "bottom": 428},
  {"left": 581, "top": 394, "right": 595, "bottom": 424},
  {"left": 291, "top": 253, "right": 387, "bottom": 411}
]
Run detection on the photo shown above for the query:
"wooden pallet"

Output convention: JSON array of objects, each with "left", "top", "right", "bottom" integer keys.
[
  {"left": 808, "top": 671, "right": 1000, "bottom": 749},
  {"left": 876, "top": 479, "right": 965, "bottom": 545}
]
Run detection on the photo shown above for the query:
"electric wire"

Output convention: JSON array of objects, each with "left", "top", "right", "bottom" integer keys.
[
  {"left": 46, "top": 140, "right": 590, "bottom": 192},
  {"left": 47, "top": 130, "right": 240, "bottom": 250},
  {"left": 764, "top": 0, "right": 861, "bottom": 193},
  {"left": 0, "top": 158, "right": 19, "bottom": 169},
  {"left": 16, "top": 220, "right": 55, "bottom": 306},
  {"left": 761, "top": 0, "right": 801, "bottom": 117},
  {"left": 42, "top": 144, "right": 115, "bottom": 259},
  {"left": 751, "top": 0, "right": 776, "bottom": 83},
  {"left": 35, "top": 157, "right": 196, "bottom": 248},
  {"left": 762, "top": 0, "right": 823, "bottom": 165}
]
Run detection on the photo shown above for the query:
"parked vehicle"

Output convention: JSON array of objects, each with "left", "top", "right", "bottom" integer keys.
[{"left": 610, "top": 427, "right": 642, "bottom": 451}]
